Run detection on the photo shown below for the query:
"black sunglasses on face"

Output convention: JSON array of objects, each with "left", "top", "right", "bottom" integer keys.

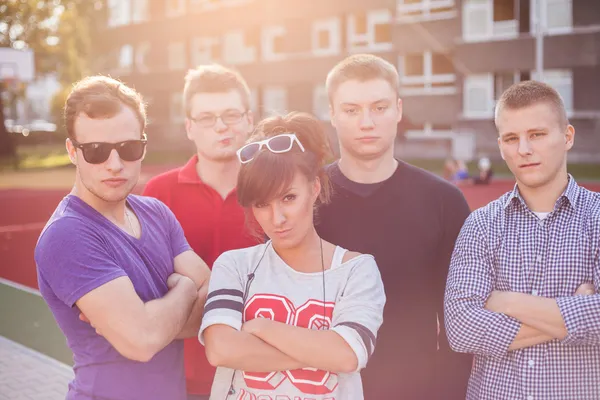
[{"left": 70, "top": 134, "right": 148, "bottom": 164}]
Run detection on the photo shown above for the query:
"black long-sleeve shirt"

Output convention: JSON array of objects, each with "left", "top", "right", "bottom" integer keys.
[{"left": 316, "top": 160, "right": 472, "bottom": 400}]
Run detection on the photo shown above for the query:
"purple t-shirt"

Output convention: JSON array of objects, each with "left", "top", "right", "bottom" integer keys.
[{"left": 35, "top": 194, "right": 191, "bottom": 400}]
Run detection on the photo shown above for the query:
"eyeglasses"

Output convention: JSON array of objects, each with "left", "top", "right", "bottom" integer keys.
[
  {"left": 189, "top": 110, "right": 247, "bottom": 128},
  {"left": 236, "top": 133, "right": 305, "bottom": 164},
  {"left": 70, "top": 134, "right": 147, "bottom": 164}
]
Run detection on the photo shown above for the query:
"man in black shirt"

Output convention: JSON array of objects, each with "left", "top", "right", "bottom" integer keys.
[{"left": 316, "top": 54, "right": 472, "bottom": 399}]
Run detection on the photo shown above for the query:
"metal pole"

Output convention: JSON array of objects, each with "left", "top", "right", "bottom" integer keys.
[{"left": 534, "top": 0, "right": 545, "bottom": 81}]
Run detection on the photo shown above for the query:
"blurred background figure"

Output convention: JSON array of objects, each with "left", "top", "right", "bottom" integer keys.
[
  {"left": 473, "top": 156, "right": 493, "bottom": 185},
  {"left": 444, "top": 158, "right": 469, "bottom": 185}
]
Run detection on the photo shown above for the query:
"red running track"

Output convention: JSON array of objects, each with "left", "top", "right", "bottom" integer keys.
[{"left": 1, "top": 177, "right": 599, "bottom": 290}]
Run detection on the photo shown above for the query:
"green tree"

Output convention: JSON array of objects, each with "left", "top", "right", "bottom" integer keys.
[
  {"left": 50, "top": 1, "right": 107, "bottom": 133},
  {"left": 0, "top": 0, "right": 106, "bottom": 163}
]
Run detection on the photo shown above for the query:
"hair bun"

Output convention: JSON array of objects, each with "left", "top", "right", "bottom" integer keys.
[{"left": 250, "top": 112, "right": 333, "bottom": 168}]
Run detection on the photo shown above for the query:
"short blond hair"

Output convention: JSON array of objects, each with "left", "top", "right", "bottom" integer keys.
[
  {"left": 183, "top": 64, "right": 251, "bottom": 117},
  {"left": 326, "top": 54, "right": 400, "bottom": 103},
  {"left": 495, "top": 80, "right": 568, "bottom": 129},
  {"left": 65, "top": 75, "right": 146, "bottom": 140}
]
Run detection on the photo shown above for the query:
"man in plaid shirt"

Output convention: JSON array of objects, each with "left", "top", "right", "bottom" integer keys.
[{"left": 444, "top": 80, "right": 600, "bottom": 400}]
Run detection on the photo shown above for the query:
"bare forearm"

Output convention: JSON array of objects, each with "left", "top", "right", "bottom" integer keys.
[
  {"left": 250, "top": 321, "right": 357, "bottom": 373},
  {"left": 206, "top": 328, "right": 306, "bottom": 372},
  {"left": 500, "top": 293, "right": 567, "bottom": 339},
  {"left": 508, "top": 324, "right": 555, "bottom": 351},
  {"left": 143, "top": 282, "right": 197, "bottom": 353},
  {"left": 176, "top": 285, "right": 208, "bottom": 339}
]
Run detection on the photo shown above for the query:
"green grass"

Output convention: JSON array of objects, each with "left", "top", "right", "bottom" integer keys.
[
  {"left": 0, "top": 144, "right": 193, "bottom": 172},
  {"left": 406, "top": 159, "right": 600, "bottom": 182},
  {"left": 0, "top": 282, "right": 73, "bottom": 365},
  {"left": 0, "top": 143, "right": 72, "bottom": 171},
  {"left": 2, "top": 144, "right": 600, "bottom": 181}
]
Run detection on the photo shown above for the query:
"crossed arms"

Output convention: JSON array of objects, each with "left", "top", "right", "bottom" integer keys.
[
  {"left": 444, "top": 214, "right": 600, "bottom": 358},
  {"left": 78, "top": 250, "right": 211, "bottom": 362},
  {"left": 203, "top": 319, "right": 359, "bottom": 373},
  {"left": 201, "top": 251, "right": 385, "bottom": 374}
]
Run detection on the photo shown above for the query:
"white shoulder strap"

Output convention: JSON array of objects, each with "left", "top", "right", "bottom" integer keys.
[{"left": 331, "top": 246, "right": 348, "bottom": 269}]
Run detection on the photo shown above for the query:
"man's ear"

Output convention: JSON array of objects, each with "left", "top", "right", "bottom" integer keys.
[
  {"left": 329, "top": 104, "right": 336, "bottom": 130},
  {"left": 497, "top": 137, "right": 506, "bottom": 161},
  {"left": 66, "top": 138, "right": 77, "bottom": 165},
  {"left": 184, "top": 118, "right": 194, "bottom": 141},
  {"left": 246, "top": 110, "right": 255, "bottom": 133},
  {"left": 565, "top": 124, "right": 575, "bottom": 151}
]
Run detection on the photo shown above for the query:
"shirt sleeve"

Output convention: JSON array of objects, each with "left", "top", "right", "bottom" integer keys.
[
  {"left": 434, "top": 185, "right": 473, "bottom": 399},
  {"left": 34, "top": 218, "right": 127, "bottom": 307},
  {"left": 331, "top": 255, "right": 386, "bottom": 371},
  {"left": 444, "top": 211, "right": 521, "bottom": 358},
  {"left": 557, "top": 254, "right": 600, "bottom": 346},
  {"left": 199, "top": 251, "right": 246, "bottom": 345},
  {"left": 156, "top": 200, "right": 191, "bottom": 258}
]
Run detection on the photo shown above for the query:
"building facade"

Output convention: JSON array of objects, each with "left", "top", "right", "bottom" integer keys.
[{"left": 98, "top": 0, "right": 600, "bottom": 161}]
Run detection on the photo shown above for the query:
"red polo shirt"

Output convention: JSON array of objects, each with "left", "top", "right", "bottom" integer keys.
[{"left": 142, "top": 155, "right": 259, "bottom": 395}]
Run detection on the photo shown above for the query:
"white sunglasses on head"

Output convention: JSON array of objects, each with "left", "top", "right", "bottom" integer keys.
[{"left": 236, "top": 133, "right": 305, "bottom": 164}]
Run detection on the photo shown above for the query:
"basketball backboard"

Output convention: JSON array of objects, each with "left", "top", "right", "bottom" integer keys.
[{"left": 0, "top": 48, "right": 35, "bottom": 83}]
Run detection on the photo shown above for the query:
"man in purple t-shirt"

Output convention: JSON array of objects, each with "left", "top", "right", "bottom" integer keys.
[{"left": 34, "top": 76, "right": 211, "bottom": 400}]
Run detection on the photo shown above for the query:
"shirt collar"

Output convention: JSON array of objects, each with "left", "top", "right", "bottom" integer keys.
[
  {"left": 504, "top": 174, "right": 580, "bottom": 212},
  {"left": 177, "top": 155, "right": 202, "bottom": 184}
]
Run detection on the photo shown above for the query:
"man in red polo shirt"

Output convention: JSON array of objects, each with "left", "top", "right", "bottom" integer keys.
[{"left": 143, "top": 64, "right": 259, "bottom": 400}]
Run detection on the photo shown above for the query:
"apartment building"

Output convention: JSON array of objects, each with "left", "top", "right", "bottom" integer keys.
[{"left": 98, "top": 0, "right": 600, "bottom": 161}]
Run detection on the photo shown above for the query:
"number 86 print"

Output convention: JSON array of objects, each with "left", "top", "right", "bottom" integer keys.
[{"left": 243, "top": 294, "right": 338, "bottom": 395}]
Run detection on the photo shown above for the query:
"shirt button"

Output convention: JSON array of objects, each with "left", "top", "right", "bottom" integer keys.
[
  {"left": 532, "top": 290, "right": 538, "bottom": 296},
  {"left": 536, "top": 254, "right": 542, "bottom": 262},
  {"left": 527, "top": 396, "right": 534, "bottom": 400},
  {"left": 528, "top": 359, "right": 535, "bottom": 367}
]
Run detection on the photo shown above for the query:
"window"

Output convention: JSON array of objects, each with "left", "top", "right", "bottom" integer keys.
[
  {"left": 117, "top": 45, "right": 134, "bottom": 75},
  {"left": 399, "top": 52, "right": 456, "bottom": 95},
  {"left": 108, "top": 0, "right": 131, "bottom": 27},
  {"left": 463, "top": 73, "right": 494, "bottom": 118},
  {"left": 249, "top": 88, "right": 259, "bottom": 114},
  {"left": 462, "top": 0, "right": 518, "bottom": 42},
  {"left": 223, "top": 31, "right": 256, "bottom": 65},
  {"left": 262, "top": 86, "right": 288, "bottom": 117},
  {"left": 170, "top": 92, "right": 185, "bottom": 124},
  {"left": 463, "top": 71, "right": 530, "bottom": 118},
  {"left": 166, "top": 0, "right": 186, "bottom": 18},
  {"left": 261, "top": 26, "right": 287, "bottom": 62},
  {"left": 532, "top": 69, "right": 573, "bottom": 113},
  {"left": 546, "top": 0, "right": 572, "bottom": 33},
  {"left": 168, "top": 42, "right": 187, "bottom": 71},
  {"left": 405, "top": 122, "right": 453, "bottom": 138},
  {"left": 397, "top": 0, "right": 458, "bottom": 23},
  {"left": 136, "top": 42, "right": 151, "bottom": 74},
  {"left": 311, "top": 18, "right": 341, "bottom": 57},
  {"left": 531, "top": 0, "right": 572, "bottom": 35},
  {"left": 347, "top": 9, "right": 393, "bottom": 53},
  {"left": 191, "top": 36, "right": 220, "bottom": 65},
  {"left": 191, "top": 0, "right": 223, "bottom": 8},
  {"left": 191, "top": 0, "right": 252, "bottom": 11},
  {"left": 313, "top": 85, "right": 330, "bottom": 121},
  {"left": 494, "top": 71, "right": 520, "bottom": 100},
  {"left": 132, "top": 0, "right": 148, "bottom": 23}
]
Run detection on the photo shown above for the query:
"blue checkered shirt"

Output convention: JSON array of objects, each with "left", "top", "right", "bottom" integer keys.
[{"left": 444, "top": 176, "right": 600, "bottom": 400}]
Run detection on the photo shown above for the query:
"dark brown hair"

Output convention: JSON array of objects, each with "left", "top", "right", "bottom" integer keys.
[
  {"left": 237, "top": 112, "right": 333, "bottom": 209},
  {"left": 64, "top": 75, "right": 146, "bottom": 140},
  {"left": 495, "top": 80, "right": 568, "bottom": 129},
  {"left": 183, "top": 64, "right": 251, "bottom": 117},
  {"left": 326, "top": 53, "right": 399, "bottom": 104}
]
